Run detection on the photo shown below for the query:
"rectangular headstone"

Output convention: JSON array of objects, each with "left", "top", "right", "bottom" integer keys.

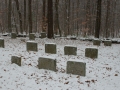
[
  {"left": 29, "top": 33, "right": 35, "bottom": 40},
  {"left": 27, "top": 41, "right": 38, "bottom": 51},
  {"left": 40, "top": 32, "right": 46, "bottom": 38},
  {"left": 38, "top": 57, "right": 56, "bottom": 72},
  {"left": 11, "top": 56, "right": 21, "bottom": 66},
  {"left": 45, "top": 43, "right": 56, "bottom": 54},
  {"left": 11, "top": 33, "right": 16, "bottom": 39},
  {"left": 67, "top": 61, "right": 86, "bottom": 76},
  {"left": 104, "top": 40, "right": 112, "bottom": 46},
  {"left": 0, "top": 38, "right": 4, "bottom": 48},
  {"left": 93, "top": 39, "right": 101, "bottom": 46},
  {"left": 64, "top": 45, "right": 77, "bottom": 55},
  {"left": 85, "top": 48, "right": 98, "bottom": 59}
]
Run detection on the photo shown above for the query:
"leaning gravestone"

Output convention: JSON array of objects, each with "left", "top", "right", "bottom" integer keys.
[
  {"left": 11, "top": 33, "right": 16, "bottom": 39},
  {"left": 45, "top": 43, "right": 56, "bottom": 54},
  {"left": 93, "top": 39, "right": 101, "bottom": 46},
  {"left": 104, "top": 40, "right": 112, "bottom": 46},
  {"left": 40, "top": 32, "right": 46, "bottom": 38},
  {"left": 85, "top": 48, "right": 98, "bottom": 59},
  {"left": 29, "top": 33, "right": 35, "bottom": 40},
  {"left": 0, "top": 38, "right": 4, "bottom": 48},
  {"left": 64, "top": 45, "right": 77, "bottom": 55},
  {"left": 26, "top": 41, "right": 38, "bottom": 51},
  {"left": 11, "top": 56, "right": 21, "bottom": 66},
  {"left": 67, "top": 61, "right": 86, "bottom": 76},
  {"left": 38, "top": 57, "right": 56, "bottom": 72}
]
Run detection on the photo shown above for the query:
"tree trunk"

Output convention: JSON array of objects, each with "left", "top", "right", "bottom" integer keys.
[
  {"left": 47, "top": 0, "right": 53, "bottom": 38},
  {"left": 8, "top": 0, "right": 12, "bottom": 33},
  {"left": 95, "top": 0, "right": 102, "bottom": 38},
  {"left": 54, "top": 0, "right": 61, "bottom": 36},
  {"left": 28, "top": 0, "right": 32, "bottom": 33},
  {"left": 14, "top": 0, "right": 23, "bottom": 34}
]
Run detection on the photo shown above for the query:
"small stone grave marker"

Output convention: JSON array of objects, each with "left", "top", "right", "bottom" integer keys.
[
  {"left": 64, "top": 45, "right": 77, "bottom": 55},
  {"left": 38, "top": 57, "right": 56, "bottom": 72},
  {"left": 85, "top": 48, "right": 98, "bottom": 59},
  {"left": 29, "top": 33, "right": 35, "bottom": 40},
  {"left": 0, "top": 38, "right": 4, "bottom": 48},
  {"left": 27, "top": 41, "right": 38, "bottom": 51},
  {"left": 11, "top": 56, "right": 21, "bottom": 66},
  {"left": 67, "top": 61, "right": 86, "bottom": 76},
  {"left": 45, "top": 43, "right": 56, "bottom": 54}
]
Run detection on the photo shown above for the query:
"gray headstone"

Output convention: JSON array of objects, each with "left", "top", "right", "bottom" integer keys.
[
  {"left": 104, "top": 40, "right": 112, "bottom": 46},
  {"left": 45, "top": 43, "right": 56, "bottom": 54},
  {"left": 11, "top": 33, "right": 16, "bottom": 39},
  {"left": 38, "top": 57, "right": 56, "bottom": 72},
  {"left": 40, "top": 32, "right": 46, "bottom": 38},
  {"left": 85, "top": 48, "right": 98, "bottom": 59},
  {"left": 0, "top": 38, "right": 4, "bottom": 48},
  {"left": 11, "top": 56, "right": 21, "bottom": 66},
  {"left": 64, "top": 45, "right": 77, "bottom": 55},
  {"left": 93, "top": 39, "right": 101, "bottom": 46},
  {"left": 67, "top": 61, "right": 86, "bottom": 76},
  {"left": 27, "top": 41, "right": 38, "bottom": 51},
  {"left": 29, "top": 33, "right": 35, "bottom": 40}
]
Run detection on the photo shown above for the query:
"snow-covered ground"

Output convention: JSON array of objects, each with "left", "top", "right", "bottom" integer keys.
[{"left": 0, "top": 36, "right": 120, "bottom": 90}]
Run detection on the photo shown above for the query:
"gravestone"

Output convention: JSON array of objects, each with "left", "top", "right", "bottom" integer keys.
[
  {"left": 29, "top": 33, "right": 35, "bottom": 40},
  {"left": 104, "top": 40, "right": 112, "bottom": 46},
  {"left": 85, "top": 48, "right": 98, "bottom": 59},
  {"left": 40, "top": 32, "right": 46, "bottom": 38},
  {"left": 27, "top": 41, "right": 38, "bottom": 51},
  {"left": 11, "top": 33, "right": 16, "bottom": 39},
  {"left": 11, "top": 56, "right": 21, "bottom": 66},
  {"left": 45, "top": 43, "right": 56, "bottom": 54},
  {"left": 0, "top": 38, "right": 4, "bottom": 48},
  {"left": 64, "top": 45, "right": 77, "bottom": 55},
  {"left": 93, "top": 39, "right": 101, "bottom": 46},
  {"left": 38, "top": 57, "right": 56, "bottom": 72},
  {"left": 67, "top": 61, "right": 86, "bottom": 76}
]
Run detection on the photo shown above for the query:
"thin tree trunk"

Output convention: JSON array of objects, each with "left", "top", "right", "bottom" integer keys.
[
  {"left": 14, "top": 0, "right": 23, "bottom": 34},
  {"left": 95, "top": 0, "right": 102, "bottom": 38},
  {"left": 28, "top": 0, "right": 32, "bottom": 33},
  {"left": 8, "top": 0, "right": 12, "bottom": 33},
  {"left": 47, "top": 0, "right": 53, "bottom": 38}
]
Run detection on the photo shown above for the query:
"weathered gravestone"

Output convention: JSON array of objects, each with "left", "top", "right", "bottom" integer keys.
[
  {"left": 64, "top": 45, "right": 77, "bottom": 55},
  {"left": 11, "top": 33, "right": 16, "bottom": 39},
  {"left": 45, "top": 43, "right": 56, "bottom": 54},
  {"left": 29, "top": 33, "right": 35, "bottom": 40},
  {"left": 93, "top": 39, "right": 101, "bottom": 46},
  {"left": 0, "top": 38, "right": 4, "bottom": 48},
  {"left": 11, "top": 56, "right": 21, "bottom": 66},
  {"left": 38, "top": 57, "right": 56, "bottom": 72},
  {"left": 26, "top": 41, "right": 38, "bottom": 51},
  {"left": 104, "top": 40, "right": 112, "bottom": 46},
  {"left": 67, "top": 61, "right": 86, "bottom": 76},
  {"left": 40, "top": 32, "right": 46, "bottom": 38},
  {"left": 85, "top": 48, "right": 98, "bottom": 59}
]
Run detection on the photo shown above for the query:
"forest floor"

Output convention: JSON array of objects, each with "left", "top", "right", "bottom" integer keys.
[{"left": 0, "top": 36, "right": 120, "bottom": 90}]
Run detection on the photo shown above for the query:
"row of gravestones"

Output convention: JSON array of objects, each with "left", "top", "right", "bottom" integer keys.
[
  {"left": 9, "top": 32, "right": 112, "bottom": 46},
  {"left": 10, "top": 32, "right": 47, "bottom": 39},
  {"left": 11, "top": 56, "right": 86, "bottom": 76},
  {"left": 0, "top": 38, "right": 112, "bottom": 76}
]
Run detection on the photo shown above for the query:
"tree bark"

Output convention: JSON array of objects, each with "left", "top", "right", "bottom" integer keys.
[
  {"left": 95, "top": 0, "right": 102, "bottom": 38},
  {"left": 28, "top": 0, "right": 32, "bottom": 33},
  {"left": 8, "top": 0, "right": 12, "bottom": 33},
  {"left": 47, "top": 0, "right": 53, "bottom": 38},
  {"left": 14, "top": 0, "right": 23, "bottom": 34}
]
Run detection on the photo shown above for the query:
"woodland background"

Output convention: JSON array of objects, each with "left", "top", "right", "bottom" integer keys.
[{"left": 0, "top": 0, "right": 120, "bottom": 38}]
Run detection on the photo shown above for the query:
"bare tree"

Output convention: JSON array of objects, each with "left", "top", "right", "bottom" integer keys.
[
  {"left": 95, "top": 0, "right": 102, "bottom": 38},
  {"left": 28, "top": 0, "right": 32, "bottom": 33},
  {"left": 47, "top": 0, "right": 53, "bottom": 38}
]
